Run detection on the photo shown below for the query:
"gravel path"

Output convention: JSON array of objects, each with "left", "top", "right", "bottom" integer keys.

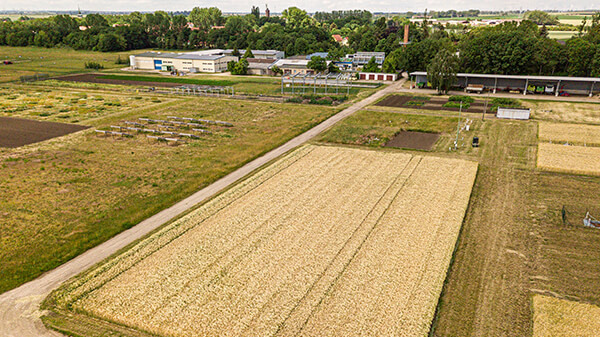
[{"left": 0, "top": 78, "right": 406, "bottom": 337}]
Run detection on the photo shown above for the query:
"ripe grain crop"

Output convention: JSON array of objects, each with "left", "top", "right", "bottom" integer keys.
[
  {"left": 533, "top": 295, "right": 600, "bottom": 337},
  {"left": 537, "top": 143, "right": 600, "bottom": 176},
  {"left": 538, "top": 122, "right": 600, "bottom": 146},
  {"left": 57, "top": 145, "right": 477, "bottom": 337}
]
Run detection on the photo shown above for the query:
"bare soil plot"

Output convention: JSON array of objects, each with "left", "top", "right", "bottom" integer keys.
[
  {"left": 55, "top": 73, "right": 184, "bottom": 88},
  {"left": 45, "top": 145, "right": 478, "bottom": 337},
  {"left": 537, "top": 143, "right": 600, "bottom": 176},
  {"left": 385, "top": 131, "right": 440, "bottom": 150},
  {"left": 533, "top": 295, "right": 600, "bottom": 337},
  {"left": 538, "top": 122, "right": 600, "bottom": 146},
  {"left": 376, "top": 94, "right": 491, "bottom": 114},
  {"left": 0, "top": 116, "right": 88, "bottom": 148}
]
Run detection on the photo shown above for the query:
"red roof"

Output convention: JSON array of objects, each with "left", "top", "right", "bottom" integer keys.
[{"left": 332, "top": 34, "right": 344, "bottom": 42}]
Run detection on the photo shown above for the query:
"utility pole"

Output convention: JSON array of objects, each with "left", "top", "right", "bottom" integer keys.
[
  {"left": 455, "top": 101, "right": 462, "bottom": 150},
  {"left": 483, "top": 93, "right": 489, "bottom": 121}
]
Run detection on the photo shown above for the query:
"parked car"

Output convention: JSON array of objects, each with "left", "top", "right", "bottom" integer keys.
[
  {"left": 545, "top": 84, "right": 555, "bottom": 95},
  {"left": 472, "top": 136, "right": 479, "bottom": 147},
  {"left": 3, "top": 60, "right": 12, "bottom": 65}
]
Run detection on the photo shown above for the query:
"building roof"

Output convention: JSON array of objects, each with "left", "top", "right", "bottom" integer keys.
[
  {"left": 247, "top": 58, "right": 276, "bottom": 64},
  {"left": 270, "top": 59, "right": 310, "bottom": 69},
  {"left": 410, "top": 72, "right": 600, "bottom": 83},
  {"left": 173, "top": 54, "right": 226, "bottom": 61},
  {"left": 332, "top": 34, "right": 345, "bottom": 42},
  {"left": 247, "top": 58, "right": 276, "bottom": 69},
  {"left": 133, "top": 51, "right": 229, "bottom": 60},
  {"left": 306, "top": 52, "right": 329, "bottom": 60},
  {"left": 223, "top": 49, "right": 282, "bottom": 55}
]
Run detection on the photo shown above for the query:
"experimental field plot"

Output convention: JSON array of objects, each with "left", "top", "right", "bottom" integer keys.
[
  {"left": 537, "top": 122, "right": 600, "bottom": 176},
  {"left": 538, "top": 122, "right": 600, "bottom": 146},
  {"left": 533, "top": 295, "right": 600, "bottom": 337},
  {"left": 46, "top": 145, "right": 478, "bottom": 337}
]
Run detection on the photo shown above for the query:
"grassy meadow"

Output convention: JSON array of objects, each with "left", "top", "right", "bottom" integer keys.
[
  {"left": 0, "top": 46, "right": 132, "bottom": 82},
  {"left": 0, "top": 85, "right": 336, "bottom": 293}
]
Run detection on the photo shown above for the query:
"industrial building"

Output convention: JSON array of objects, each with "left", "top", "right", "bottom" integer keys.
[
  {"left": 129, "top": 49, "right": 284, "bottom": 73},
  {"left": 410, "top": 72, "right": 600, "bottom": 97},
  {"left": 246, "top": 58, "right": 277, "bottom": 76},
  {"left": 222, "top": 49, "right": 284, "bottom": 60},
  {"left": 269, "top": 58, "right": 331, "bottom": 75},
  {"left": 346, "top": 52, "right": 385, "bottom": 66}
]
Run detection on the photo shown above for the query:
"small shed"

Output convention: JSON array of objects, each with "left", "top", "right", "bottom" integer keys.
[
  {"left": 358, "top": 72, "right": 397, "bottom": 81},
  {"left": 496, "top": 107, "right": 531, "bottom": 120}
]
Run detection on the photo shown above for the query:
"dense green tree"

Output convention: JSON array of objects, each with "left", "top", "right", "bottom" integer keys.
[
  {"left": 566, "top": 38, "right": 596, "bottom": 76},
  {"left": 427, "top": 48, "right": 459, "bottom": 94},
  {"left": 282, "top": 7, "right": 310, "bottom": 28},
  {"left": 362, "top": 56, "right": 380, "bottom": 72},
  {"left": 251, "top": 6, "right": 260, "bottom": 20},
  {"left": 188, "top": 7, "right": 223, "bottom": 30},
  {"left": 525, "top": 11, "right": 559, "bottom": 25},
  {"left": 243, "top": 47, "right": 254, "bottom": 58},
  {"left": 85, "top": 14, "right": 109, "bottom": 28},
  {"left": 307, "top": 56, "right": 327, "bottom": 72},
  {"left": 95, "top": 33, "right": 126, "bottom": 51}
]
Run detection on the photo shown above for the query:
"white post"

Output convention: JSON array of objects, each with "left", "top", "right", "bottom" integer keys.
[
  {"left": 590, "top": 82, "right": 595, "bottom": 97},
  {"left": 493, "top": 77, "right": 497, "bottom": 94},
  {"left": 556, "top": 80, "right": 561, "bottom": 97},
  {"left": 524, "top": 79, "right": 528, "bottom": 96}
]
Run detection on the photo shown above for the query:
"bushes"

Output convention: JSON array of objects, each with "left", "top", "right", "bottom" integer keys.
[
  {"left": 490, "top": 97, "right": 522, "bottom": 111},
  {"left": 286, "top": 94, "right": 348, "bottom": 105},
  {"left": 448, "top": 95, "right": 474, "bottom": 103},
  {"left": 115, "top": 56, "right": 129, "bottom": 65},
  {"left": 443, "top": 101, "right": 470, "bottom": 109},
  {"left": 84, "top": 61, "right": 104, "bottom": 70}
]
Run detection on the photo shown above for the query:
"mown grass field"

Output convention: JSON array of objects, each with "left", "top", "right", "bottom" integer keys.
[
  {"left": 43, "top": 145, "right": 477, "bottom": 337},
  {"left": 0, "top": 84, "right": 336, "bottom": 294},
  {"left": 0, "top": 46, "right": 132, "bottom": 82}
]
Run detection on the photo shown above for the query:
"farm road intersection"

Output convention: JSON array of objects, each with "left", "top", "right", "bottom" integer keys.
[{"left": 0, "top": 78, "right": 406, "bottom": 337}]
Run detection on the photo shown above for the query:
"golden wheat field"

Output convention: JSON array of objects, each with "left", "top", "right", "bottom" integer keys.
[
  {"left": 57, "top": 145, "right": 478, "bottom": 337},
  {"left": 533, "top": 295, "right": 600, "bottom": 337},
  {"left": 537, "top": 143, "right": 600, "bottom": 176},
  {"left": 538, "top": 122, "right": 600, "bottom": 145}
]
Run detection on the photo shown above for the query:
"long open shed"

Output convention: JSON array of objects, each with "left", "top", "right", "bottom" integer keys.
[{"left": 410, "top": 72, "right": 600, "bottom": 97}]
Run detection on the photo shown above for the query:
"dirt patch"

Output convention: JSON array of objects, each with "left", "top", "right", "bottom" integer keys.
[
  {"left": 377, "top": 95, "right": 494, "bottom": 114},
  {"left": 54, "top": 74, "right": 183, "bottom": 88},
  {"left": 0, "top": 116, "right": 88, "bottom": 148},
  {"left": 375, "top": 95, "right": 412, "bottom": 107},
  {"left": 384, "top": 131, "right": 440, "bottom": 150}
]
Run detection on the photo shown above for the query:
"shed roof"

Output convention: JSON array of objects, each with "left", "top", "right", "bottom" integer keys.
[{"left": 410, "top": 71, "right": 600, "bottom": 83}]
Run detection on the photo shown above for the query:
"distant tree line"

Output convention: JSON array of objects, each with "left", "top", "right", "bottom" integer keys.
[
  {"left": 385, "top": 13, "right": 600, "bottom": 77},
  {"left": 0, "top": 8, "right": 599, "bottom": 77}
]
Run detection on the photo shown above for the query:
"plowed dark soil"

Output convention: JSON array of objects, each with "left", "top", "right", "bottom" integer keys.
[
  {"left": 384, "top": 131, "right": 440, "bottom": 150},
  {"left": 0, "top": 116, "right": 88, "bottom": 148}
]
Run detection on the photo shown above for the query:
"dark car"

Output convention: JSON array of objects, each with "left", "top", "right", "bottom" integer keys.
[
  {"left": 472, "top": 136, "right": 479, "bottom": 147},
  {"left": 3, "top": 60, "right": 13, "bottom": 65}
]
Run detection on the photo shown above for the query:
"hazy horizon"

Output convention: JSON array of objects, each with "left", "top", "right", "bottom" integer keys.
[{"left": 1, "top": 0, "right": 598, "bottom": 14}]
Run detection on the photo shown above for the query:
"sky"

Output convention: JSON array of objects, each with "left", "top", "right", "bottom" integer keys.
[{"left": 1, "top": 0, "right": 598, "bottom": 13}]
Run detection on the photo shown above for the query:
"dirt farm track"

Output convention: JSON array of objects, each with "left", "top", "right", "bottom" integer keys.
[{"left": 0, "top": 116, "right": 88, "bottom": 148}]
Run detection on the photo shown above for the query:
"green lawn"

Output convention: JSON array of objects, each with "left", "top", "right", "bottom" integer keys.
[{"left": 0, "top": 46, "right": 133, "bottom": 83}]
